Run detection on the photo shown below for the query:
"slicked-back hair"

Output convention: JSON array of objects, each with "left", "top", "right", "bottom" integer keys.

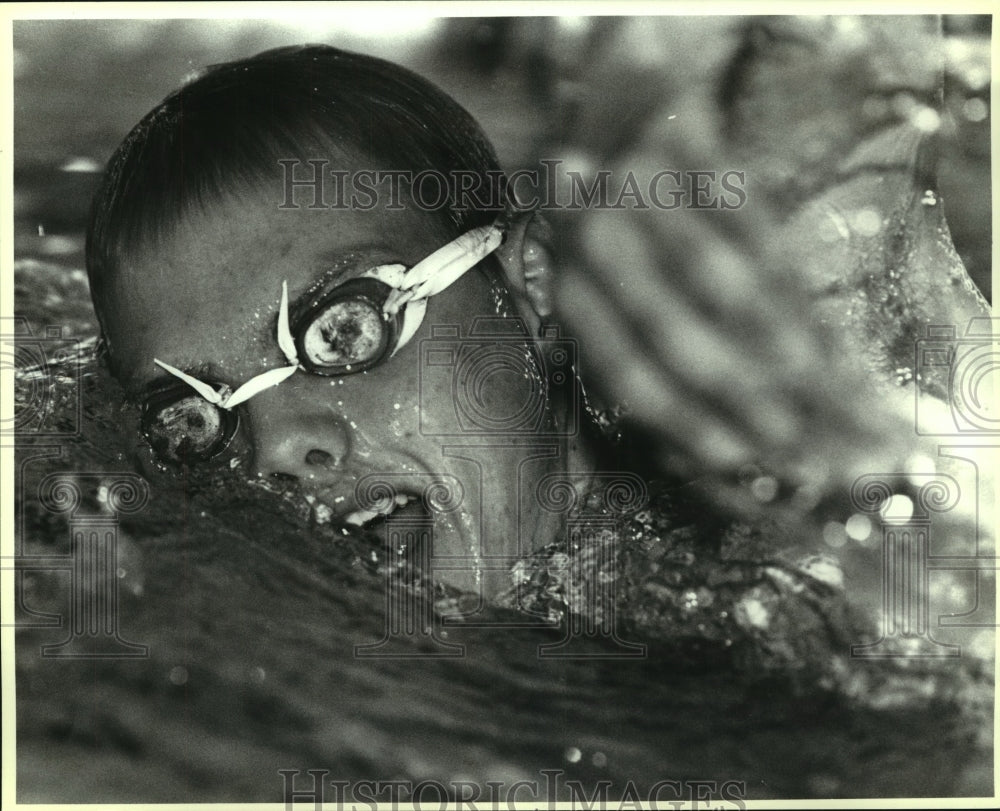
[{"left": 86, "top": 44, "right": 509, "bottom": 329}]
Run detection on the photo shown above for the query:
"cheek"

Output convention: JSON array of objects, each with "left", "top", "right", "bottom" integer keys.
[
  {"left": 426, "top": 264, "right": 508, "bottom": 325},
  {"left": 323, "top": 269, "right": 521, "bottom": 439},
  {"left": 405, "top": 334, "right": 546, "bottom": 437},
  {"left": 317, "top": 360, "right": 423, "bottom": 442},
  {"left": 460, "top": 344, "right": 544, "bottom": 432}
]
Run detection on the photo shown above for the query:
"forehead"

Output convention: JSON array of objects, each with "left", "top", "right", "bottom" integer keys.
[{"left": 105, "top": 184, "right": 451, "bottom": 392}]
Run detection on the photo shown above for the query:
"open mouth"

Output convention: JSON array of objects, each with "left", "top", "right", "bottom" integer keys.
[{"left": 308, "top": 487, "right": 478, "bottom": 592}]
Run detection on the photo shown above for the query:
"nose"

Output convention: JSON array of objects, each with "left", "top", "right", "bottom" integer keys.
[{"left": 247, "top": 392, "right": 351, "bottom": 482}]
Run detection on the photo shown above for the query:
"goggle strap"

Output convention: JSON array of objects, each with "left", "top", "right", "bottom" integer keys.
[
  {"left": 384, "top": 224, "right": 503, "bottom": 316},
  {"left": 391, "top": 298, "right": 427, "bottom": 357},
  {"left": 153, "top": 359, "right": 225, "bottom": 405},
  {"left": 276, "top": 280, "right": 299, "bottom": 366},
  {"left": 152, "top": 358, "right": 298, "bottom": 410},
  {"left": 222, "top": 363, "right": 298, "bottom": 408},
  {"left": 362, "top": 264, "right": 407, "bottom": 287}
]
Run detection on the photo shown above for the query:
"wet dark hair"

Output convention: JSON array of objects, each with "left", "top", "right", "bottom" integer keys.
[{"left": 86, "top": 44, "right": 508, "bottom": 330}]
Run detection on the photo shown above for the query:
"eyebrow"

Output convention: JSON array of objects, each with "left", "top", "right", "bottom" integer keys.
[{"left": 288, "top": 244, "right": 406, "bottom": 312}]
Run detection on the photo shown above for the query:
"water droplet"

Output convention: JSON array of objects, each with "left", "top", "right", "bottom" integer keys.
[
  {"left": 737, "top": 596, "right": 770, "bottom": 630},
  {"left": 750, "top": 475, "right": 779, "bottom": 503},
  {"left": 312, "top": 503, "right": 332, "bottom": 524},
  {"left": 880, "top": 494, "right": 914, "bottom": 524},
  {"left": 845, "top": 513, "right": 873, "bottom": 541},
  {"left": 564, "top": 747, "right": 582, "bottom": 763},
  {"left": 963, "top": 97, "right": 988, "bottom": 122},
  {"left": 911, "top": 106, "right": 941, "bottom": 133},
  {"left": 822, "top": 521, "right": 848, "bottom": 548},
  {"left": 801, "top": 555, "right": 844, "bottom": 589},
  {"left": 168, "top": 666, "right": 188, "bottom": 685}
]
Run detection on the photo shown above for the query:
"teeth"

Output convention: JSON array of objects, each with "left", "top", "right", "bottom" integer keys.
[
  {"left": 344, "top": 509, "right": 379, "bottom": 526},
  {"left": 343, "top": 495, "right": 418, "bottom": 527}
]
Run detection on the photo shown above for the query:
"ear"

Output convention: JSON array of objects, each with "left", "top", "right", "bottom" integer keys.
[{"left": 493, "top": 210, "right": 555, "bottom": 334}]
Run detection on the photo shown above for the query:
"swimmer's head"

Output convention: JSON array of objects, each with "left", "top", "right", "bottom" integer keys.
[
  {"left": 86, "top": 45, "right": 574, "bottom": 595},
  {"left": 87, "top": 44, "right": 511, "bottom": 341}
]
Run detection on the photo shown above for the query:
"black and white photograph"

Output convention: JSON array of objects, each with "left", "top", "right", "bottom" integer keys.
[{"left": 2, "top": 4, "right": 996, "bottom": 806}]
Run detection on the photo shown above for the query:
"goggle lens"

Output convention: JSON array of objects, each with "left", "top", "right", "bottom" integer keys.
[
  {"left": 294, "top": 278, "right": 400, "bottom": 375},
  {"left": 142, "top": 387, "right": 238, "bottom": 465}
]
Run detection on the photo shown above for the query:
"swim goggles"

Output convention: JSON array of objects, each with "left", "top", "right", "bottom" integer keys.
[{"left": 142, "top": 224, "right": 503, "bottom": 465}]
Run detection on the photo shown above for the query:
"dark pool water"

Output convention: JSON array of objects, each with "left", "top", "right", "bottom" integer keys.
[
  {"left": 12, "top": 279, "right": 993, "bottom": 801},
  {"left": 10, "top": 17, "right": 994, "bottom": 803}
]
